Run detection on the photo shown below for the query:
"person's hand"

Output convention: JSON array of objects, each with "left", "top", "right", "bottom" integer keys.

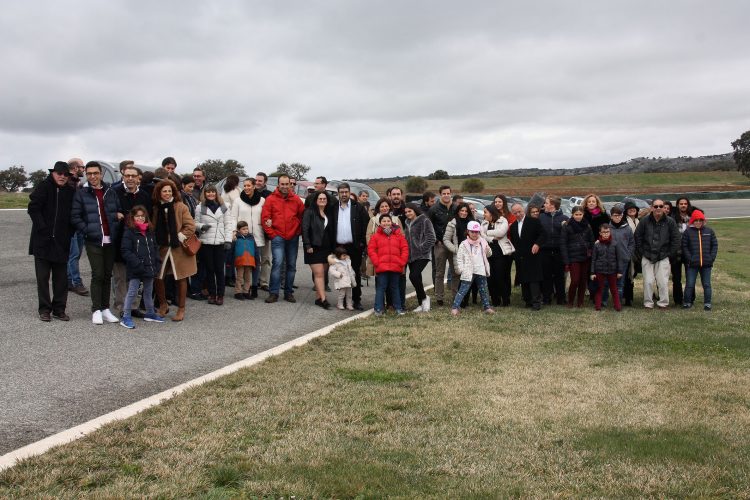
[
  {"left": 265, "top": 219, "right": 272, "bottom": 227},
  {"left": 617, "top": 273, "right": 622, "bottom": 279},
  {"left": 224, "top": 242, "right": 232, "bottom": 251},
  {"left": 177, "top": 232, "right": 187, "bottom": 243},
  {"left": 116, "top": 213, "right": 124, "bottom": 220},
  {"left": 531, "top": 243, "right": 540, "bottom": 254},
  {"left": 590, "top": 274, "right": 596, "bottom": 280},
  {"left": 564, "top": 265, "right": 570, "bottom": 272},
  {"left": 307, "top": 247, "right": 313, "bottom": 254},
  {"left": 202, "top": 224, "right": 213, "bottom": 233}
]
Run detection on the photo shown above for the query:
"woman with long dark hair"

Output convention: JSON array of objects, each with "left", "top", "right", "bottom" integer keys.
[
  {"left": 302, "top": 190, "right": 335, "bottom": 309},
  {"left": 482, "top": 204, "right": 514, "bottom": 306},
  {"left": 443, "top": 202, "right": 474, "bottom": 304},
  {"left": 403, "top": 203, "right": 436, "bottom": 312}
]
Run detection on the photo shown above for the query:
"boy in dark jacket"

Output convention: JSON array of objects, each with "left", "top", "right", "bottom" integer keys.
[
  {"left": 681, "top": 210, "right": 718, "bottom": 310},
  {"left": 590, "top": 224, "right": 622, "bottom": 311}
]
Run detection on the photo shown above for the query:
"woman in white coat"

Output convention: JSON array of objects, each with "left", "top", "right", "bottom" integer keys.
[
  {"left": 230, "top": 178, "right": 265, "bottom": 299},
  {"left": 195, "top": 185, "right": 235, "bottom": 305},
  {"left": 481, "top": 205, "right": 514, "bottom": 307}
]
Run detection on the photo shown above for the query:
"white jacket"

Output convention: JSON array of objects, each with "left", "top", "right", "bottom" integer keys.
[
  {"left": 231, "top": 196, "right": 266, "bottom": 247},
  {"left": 195, "top": 203, "right": 234, "bottom": 246},
  {"left": 327, "top": 254, "right": 357, "bottom": 289},
  {"left": 455, "top": 238, "right": 492, "bottom": 281},
  {"left": 481, "top": 218, "right": 514, "bottom": 255}
]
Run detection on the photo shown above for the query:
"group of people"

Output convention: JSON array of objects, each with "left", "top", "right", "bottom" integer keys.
[{"left": 29, "top": 157, "right": 719, "bottom": 327}]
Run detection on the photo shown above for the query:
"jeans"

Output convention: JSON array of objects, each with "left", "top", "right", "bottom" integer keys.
[
  {"left": 270, "top": 236, "right": 299, "bottom": 296},
  {"left": 684, "top": 266, "right": 712, "bottom": 305},
  {"left": 123, "top": 278, "right": 154, "bottom": 317},
  {"left": 375, "top": 272, "right": 402, "bottom": 313},
  {"left": 452, "top": 275, "right": 491, "bottom": 310},
  {"left": 67, "top": 231, "right": 85, "bottom": 286},
  {"left": 408, "top": 259, "right": 429, "bottom": 303},
  {"left": 86, "top": 243, "right": 115, "bottom": 312}
]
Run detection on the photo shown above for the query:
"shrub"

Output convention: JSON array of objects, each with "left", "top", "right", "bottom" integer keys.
[
  {"left": 461, "top": 178, "right": 485, "bottom": 193},
  {"left": 405, "top": 176, "right": 428, "bottom": 193}
]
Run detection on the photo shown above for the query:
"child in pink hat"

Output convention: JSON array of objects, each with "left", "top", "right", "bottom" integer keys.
[{"left": 451, "top": 220, "right": 495, "bottom": 315}]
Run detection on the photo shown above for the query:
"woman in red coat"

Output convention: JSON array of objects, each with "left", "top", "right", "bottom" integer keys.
[{"left": 368, "top": 214, "right": 409, "bottom": 316}]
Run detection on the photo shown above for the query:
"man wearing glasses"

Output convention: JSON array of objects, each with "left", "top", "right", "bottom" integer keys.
[
  {"left": 634, "top": 199, "right": 680, "bottom": 309},
  {"left": 66, "top": 158, "right": 88, "bottom": 296}
]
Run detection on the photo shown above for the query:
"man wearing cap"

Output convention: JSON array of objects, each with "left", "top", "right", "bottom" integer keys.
[
  {"left": 634, "top": 199, "right": 680, "bottom": 309},
  {"left": 28, "top": 162, "right": 76, "bottom": 321}
]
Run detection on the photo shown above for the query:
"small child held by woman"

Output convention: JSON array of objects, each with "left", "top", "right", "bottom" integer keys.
[
  {"left": 233, "top": 221, "right": 257, "bottom": 300},
  {"left": 451, "top": 221, "right": 494, "bottom": 316},
  {"left": 590, "top": 223, "right": 622, "bottom": 311},
  {"left": 328, "top": 246, "right": 358, "bottom": 310},
  {"left": 119, "top": 205, "right": 165, "bottom": 328}
]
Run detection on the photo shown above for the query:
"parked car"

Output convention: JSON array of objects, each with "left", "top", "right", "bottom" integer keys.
[
  {"left": 326, "top": 180, "right": 380, "bottom": 203},
  {"left": 621, "top": 196, "right": 651, "bottom": 210},
  {"left": 94, "top": 161, "right": 157, "bottom": 185},
  {"left": 568, "top": 196, "right": 585, "bottom": 207}
]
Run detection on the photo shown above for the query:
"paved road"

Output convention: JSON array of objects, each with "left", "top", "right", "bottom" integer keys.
[
  {"left": 0, "top": 210, "right": 426, "bottom": 455},
  {"left": 685, "top": 198, "right": 750, "bottom": 219}
]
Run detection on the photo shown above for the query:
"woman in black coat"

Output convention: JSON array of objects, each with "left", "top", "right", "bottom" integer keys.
[{"left": 302, "top": 191, "right": 335, "bottom": 308}]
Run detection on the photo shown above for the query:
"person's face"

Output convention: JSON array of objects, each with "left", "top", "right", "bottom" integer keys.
[
  {"left": 651, "top": 200, "right": 665, "bottom": 218},
  {"left": 599, "top": 228, "right": 611, "bottom": 239},
  {"left": 85, "top": 167, "right": 102, "bottom": 187},
  {"left": 611, "top": 212, "right": 623, "bottom": 224},
  {"left": 457, "top": 206, "right": 468, "bottom": 218},
  {"left": 205, "top": 190, "right": 217, "bottom": 200},
  {"left": 468, "top": 230, "right": 480, "bottom": 241},
  {"left": 379, "top": 202, "right": 390, "bottom": 215},
  {"left": 290, "top": 179, "right": 297, "bottom": 191},
  {"left": 51, "top": 171, "right": 69, "bottom": 187},
  {"left": 544, "top": 198, "right": 556, "bottom": 213},
  {"left": 314, "top": 178, "right": 325, "bottom": 191},
  {"left": 663, "top": 204, "right": 671, "bottom": 215},
  {"left": 243, "top": 180, "right": 255, "bottom": 194},
  {"left": 469, "top": 203, "right": 477, "bottom": 215},
  {"left": 453, "top": 197, "right": 463, "bottom": 206},
  {"left": 494, "top": 197, "right": 504, "bottom": 211},
  {"left": 165, "top": 163, "right": 176, "bottom": 174},
  {"left": 183, "top": 182, "right": 195, "bottom": 193},
  {"left": 160, "top": 185, "right": 173, "bottom": 201},
  {"left": 627, "top": 208, "right": 638, "bottom": 218},
  {"left": 358, "top": 192, "right": 369, "bottom": 203},
  {"left": 440, "top": 189, "right": 451, "bottom": 205},
  {"left": 572, "top": 211, "right": 584, "bottom": 222},
  {"left": 483, "top": 208, "right": 491, "bottom": 221},
  {"left": 390, "top": 189, "right": 402, "bottom": 203},
  {"left": 132, "top": 211, "right": 147, "bottom": 223},
  {"left": 122, "top": 169, "right": 139, "bottom": 190},
  {"left": 426, "top": 196, "right": 436, "bottom": 207},
  {"left": 404, "top": 208, "right": 415, "bottom": 220},
  {"left": 278, "top": 177, "right": 290, "bottom": 195},
  {"left": 511, "top": 205, "right": 525, "bottom": 220},
  {"left": 316, "top": 193, "right": 328, "bottom": 208},
  {"left": 380, "top": 217, "right": 392, "bottom": 229},
  {"left": 239, "top": 226, "right": 250, "bottom": 236},
  {"left": 192, "top": 171, "right": 205, "bottom": 186},
  {"left": 338, "top": 187, "right": 350, "bottom": 203},
  {"left": 586, "top": 197, "right": 597, "bottom": 210},
  {"left": 693, "top": 219, "right": 704, "bottom": 229},
  {"left": 255, "top": 175, "right": 266, "bottom": 189},
  {"left": 678, "top": 200, "right": 689, "bottom": 213},
  {"left": 529, "top": 207, "right": 540, "bottom": 218}
]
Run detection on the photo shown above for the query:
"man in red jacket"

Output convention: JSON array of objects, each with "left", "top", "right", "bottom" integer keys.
[{"left": 261, "top": 175, "right": 305, "bottom": 303}]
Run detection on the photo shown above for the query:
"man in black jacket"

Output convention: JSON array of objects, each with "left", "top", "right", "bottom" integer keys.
[
  {"left": 634, "top": 199, "right": 680, "bottom": 309},
  {"left": 428, "top": 185, "right": 453, "bottom": 305},
  {"left": 332, "top": 182, "right": 369, "bottom": 310},
  {"left": 509, "top": 203, "right": 546, "bottom": 311},
  {"left": 28, "top": 162, "right": 76, "bottom": 321},
  {"left": 539, "top": 195, "right": 569, "bottom": 305}
]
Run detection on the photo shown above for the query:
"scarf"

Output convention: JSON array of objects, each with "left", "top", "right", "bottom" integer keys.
[
  {"left": 568, "top": 219, "right": 589, "bottom": 234},
  {"left": 135, "top": 221, "right": 149, "bottom": 235},
  {"left": 155, "top": 199, "right": 180, "bottom": 248},
  {"left": 240, "top": 189, "right": 261, "bottom": 206},
  {"left": 598, "top": 234, "right": 612, "bottom": 244},
  {"left": 589, "top": 207, "right": 601, "bottom": 216},
  {"left": 455, "top": 215, "right": 473, "bottom": 244},
  {"left": 205, "top": 200, "right": 220, "bottom": 212},
  {"left": 382, "top": 226, "right": 393, "bottom": 236}
]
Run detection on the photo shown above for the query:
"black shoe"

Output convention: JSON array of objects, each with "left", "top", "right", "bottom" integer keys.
[
  {"left": 52, "top": 312, "right": 70, "bottom": 321},
  {"left": 352, "top": 302, "right": 364, "bottom": 311},
  {"left": 315, "top": 298, "right": 331, "bottom": 310},
  {"left": 130, "top": 309, "right": 145, "bottom": 319},
  {"left": 235, "top": 293, "right": 245, "bottom": 300},
  {"left": 243, "top": 293, "right": 252, "bottom": 300},
  {"left": 189, "top": 293, "right": 207, "bottom": 301},
  {"left": 265, "top": 294, "right": 278, "bottom": 303},
  {"left": 225, "top": 279, "right": 235, "bottom": 287},
  {"left": 260, "top": 285, "right": 269, "bottom": 292},
  {"left": 249, "top": 286, "right": 258, "bottom": 300},
  {"left": 284, "top": 294, "right": 296, "bottom": 303},
  {"left": 39, "top": 311, "right": 51, "bottom": 322}
]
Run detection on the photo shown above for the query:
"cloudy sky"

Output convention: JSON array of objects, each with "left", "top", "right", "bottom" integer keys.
[{"left": 2, "top": 0, "right": 748, "bottom": 179}]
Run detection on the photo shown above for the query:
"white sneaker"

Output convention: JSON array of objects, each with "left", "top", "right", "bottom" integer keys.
[
  {"left": 101, "top": 308, "right": 119, "bottom": 323},
  {"left": 413, "top": 304, "right": 424, "bottom": 312},
  {"left": 92, "top": 310, "right": 103, "bottom": 325},
  {"left": 421, "top": 297, "right": 431, "bottom": 312}
]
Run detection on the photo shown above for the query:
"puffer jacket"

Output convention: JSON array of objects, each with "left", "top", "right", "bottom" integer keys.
[
  {"left": 120, "top": 226, "right": 161, "bottom": 280},
  {"left": 610, "top": 221, "right": 635, "bottom": 271},
  {"left": 634, "top": 213, "right": 680, "bottom": 263},
  {"left": 261, "top": 188, "right": 305, "bottom": 240},
  {"left": 403, "top": 214, "right": 436, "bottom": 262},
  {"left": 195, "top": 202, "right": 234, "bottom": 246},
  {"left": 681, "top": 225, "right": 718, "bottom": 268},
  {"left": 560, "top": 220, "right": 594, "bottom": 265},
  {"left": 455, "top": 238, "right": 492, "bottom": 281},
  {"left": 590, "top": 238, "right": 620, "bottom": 275},
  {"left": 428, "top": 202, "right": 453, "bottom": 242},
  {"left": 481, "top": 218, "right": 514, "bottom": 256},
  {"left": 539, "top": 209, "right": 569, "bottom": 249},
  {"left": 71, "top": 182, "right": 123, "bottom": 246},
  {"left": 365, "top": 214, "right": 402, "bottom": 276},
  {"left": 367, "top": 226, "right": 409, "bottom": 274},
  {"left": 328, "top": 254, "right": 357, "bottom": 289},
  {"left": 231, "top": 193, "right": 265, "bottom": 246}
]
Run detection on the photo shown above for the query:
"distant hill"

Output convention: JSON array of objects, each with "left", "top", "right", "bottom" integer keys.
[{"left": 354, "top": 153, "right": 735, "bottom": 183}]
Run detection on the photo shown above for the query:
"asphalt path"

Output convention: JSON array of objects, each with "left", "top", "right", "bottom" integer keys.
[
  {"left": 0, "top": 210, "right": 426, "bottom": 455},
  {"left": 685, "top": 198, "right": 750, "bottom": 219}
]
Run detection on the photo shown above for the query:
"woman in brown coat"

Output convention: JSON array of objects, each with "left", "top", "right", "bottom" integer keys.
[{"left": 152, "top": 180, "right": 197, "bottom": 321}]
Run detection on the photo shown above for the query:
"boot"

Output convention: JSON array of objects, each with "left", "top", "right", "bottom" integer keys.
[
  {"left": 172, "top": 279, "right": 187, "bottom": 322},
  {"left": 249, "top": 286, "right": 258, "bottom": 300},
  {"left": 155, "top": 278, "right": 169, "bottom": 316},
  {"left": 207, "top": 295, "right": 216, "bottom": 305}
]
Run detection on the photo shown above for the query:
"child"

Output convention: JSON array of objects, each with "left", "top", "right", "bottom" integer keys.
[
  {"left": 119, "top": 205, "right": 165, "bottom": 328},
  {"left": 590, "top": 223, "right": 622, "bottom": 311},
  {"left": 367, "top": 214, "right": 409, "bottom": 316},
  {"left": 328, "top": 246, "right": 358, "bottom": 310},
  {"left": 609, "top": 205, "right": 635, "bottom": 306},
  {"left": 233, "top": 221, "right": 256, "bottom": 300},
  {"left": 560, "top": 206, "right": 594, "bottom": 307},
  {"left": 451, "top": 220, "right": 494, "bottom": 315},
  {"left": 681, "top": 210, "right": 718, "bottom": 310}
]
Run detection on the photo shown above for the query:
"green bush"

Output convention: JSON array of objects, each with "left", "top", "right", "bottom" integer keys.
[
  {"left": 405, "top": 176, "right": 428, "bottom": 193},
  {"left": 461, "top": 178, "right": 485, "bottom": 193}
]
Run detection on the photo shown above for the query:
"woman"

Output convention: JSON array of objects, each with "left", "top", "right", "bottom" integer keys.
[
  {"left": 302, "top": 191, "right": 335, "bottom": 309},
  {"left": 403, "top": 203, "right": 436, "bottom": 312},
  {"left": 494, "top": 194, "right": 516, "bottom": 225},
  {"left": 443, "top": 202, "right": 474, "bottom": 303},
  {"left": 180, "top": 175, "right": 197, "bottom": 218},
  {"left": 582, "top": 193, "right": 610, "bottom": 302},
  {"left": 527, "top": 204, "right": 541, "bottom": 218},
  {"left": 152, "top": 180, "right": 197, "bottom": 322},
  {"left": 230, "top": 178, "right": 265, "bottom": 299},
  {"left": 366, "top": 198, "right": 402, "bottom": 276},
  {"left": 481, "top": 205, "right": 514, "bottom": 307},
  {"left": 221, "top": 174, "right": 241, "bottom": 287},
  {"left": 195, "top": 185, "right": 234, "bottom": 305}
]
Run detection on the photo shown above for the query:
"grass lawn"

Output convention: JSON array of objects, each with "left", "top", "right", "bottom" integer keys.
[
  {"left": 1, "top": 219, "right": 749, "bottom": 497},
  {"left": 369, "top": 170, "right": 750, "bottom": 196},
  {"left": 0, "top": 193, "right": 29, "bottom": 209}
]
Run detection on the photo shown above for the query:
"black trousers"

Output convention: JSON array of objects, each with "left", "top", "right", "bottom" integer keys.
[
  {"left": 35, "top": 257, "right": 68, "bottom": 315},
  {"left": 541, "top": 248, "right": 566, "bottom": 304},
  {"left": 408, "top": 259, "right": 429, "bottom": 303},
  {"left": 86, "top": 243, "right": 115, "bottom": 312},
  {"left": 200, "top": 244, "right": 226, "bottom": 297},
  {"left": 521, "top": 281, "right": 543, "bottom": 310},
  {"left": 671, "top": 256, "right": 685, "bottom": 305},
  {"left": 339, "top": 242, "right": 363, "bottom": 305},
  {"left": 488, "top": 254, "right": 513, "bottom": 306}
]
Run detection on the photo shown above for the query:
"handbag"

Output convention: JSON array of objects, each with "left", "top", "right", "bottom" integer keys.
[{"left": 182, "top": 234, "right": 202, "bottom": 256}]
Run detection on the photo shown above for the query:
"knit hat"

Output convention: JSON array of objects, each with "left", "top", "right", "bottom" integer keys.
[
  {"left": 689, "top": 210, "right": 705, "bottom": 225},
  {"left": 467, "top": 221, "right": 481, "bottom": 232}
]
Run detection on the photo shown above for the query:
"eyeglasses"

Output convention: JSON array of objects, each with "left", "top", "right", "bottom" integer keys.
[
  {"left": 123, "top": 174, "right": 138, "bottom": 178},
  {"left": 85, "top": 172, "right": 101, "bottom": 176},
  {"left": 653, "top": 205, "right": 664, "bottom": 208}
]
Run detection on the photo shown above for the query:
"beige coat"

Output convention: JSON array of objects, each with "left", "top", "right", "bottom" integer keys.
[{"left": 153, "top": 201, "right": 198, "bottom": 280}]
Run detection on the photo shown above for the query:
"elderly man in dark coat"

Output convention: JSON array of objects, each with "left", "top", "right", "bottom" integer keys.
[
  {"left": 509, "top": 202, "right": 547, "bottom": 311},
  {"left": 28, "top": 161, "right": 76, "bottom": 321}
]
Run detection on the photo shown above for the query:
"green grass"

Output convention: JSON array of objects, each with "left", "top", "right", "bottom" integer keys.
[
  {"left": 1, "top": 219, "right": 749, "bottom": 497},
  {"left": 0, "top": 192, "right": 29, "bottom": 209}
]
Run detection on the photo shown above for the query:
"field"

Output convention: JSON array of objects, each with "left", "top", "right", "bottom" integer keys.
[
  {"left": 369, "top": 170, "right": 750, "bottom": 196},
  {"left": 0, "top": 193, "right": 29, "bottom": 209},
  {"left": 1, "top": 219, "right": 748, "bottom": 497}
]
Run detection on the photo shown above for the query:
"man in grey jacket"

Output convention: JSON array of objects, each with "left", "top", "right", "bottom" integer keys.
[{"left": 634, "top": 199, "right": 680, "bottom": 309}]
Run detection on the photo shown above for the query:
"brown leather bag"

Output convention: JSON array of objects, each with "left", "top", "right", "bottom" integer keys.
[{"left": 182, "top": 234, "right": 201, "bottom": 256}]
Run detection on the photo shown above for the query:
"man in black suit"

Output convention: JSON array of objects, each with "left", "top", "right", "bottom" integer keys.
[
  {"left": 508, "top": 203, "right": 546, "bottom": 311},
  {"left": 332, "top": 182, "right": 369, "bottom": 310}
]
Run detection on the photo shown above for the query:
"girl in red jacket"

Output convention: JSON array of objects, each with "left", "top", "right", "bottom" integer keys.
[{"left": 368, "top": 214, "right": 409, "bottom": 316}]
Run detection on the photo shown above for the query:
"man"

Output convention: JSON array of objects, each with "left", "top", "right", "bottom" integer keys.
[
  {"left": 389, "top": 187, "right": 405, "bottom": 219},
  {"left": 71, "top": 161, "right": 125, "bottom": 324},
  {"left": 420, "top": 191, "right": 436, "bottom": 212},
  {"left": 153, "top": 167, "right": 169, "bottom": 181},
  {"left": 333, "top": 183, "right": 369, "bottom": 310},
  {"left": 191, "top": 166, "right": 206, "bottom": 203},
  {"left": 255, "top": 171, "right": 273, "bottom": 289},
  {"left": 162, "top": 157, "right": 177, "bottom": 175},
  {"left": 452, "top": 194, "right": 464, "bottom": 208},
  {"left": 305, "top": 176, "right": 333, "bottom": 208},
  {"left": 634, "top": 199, "right": 680, "bottom": 309},
  {"left": 261, "top": 175, "right": 305, "bottom": 303},
  {"left": 428, "top": 185, "right": 453, "bottom": 306},
  {"left": 509, "top": 202, "right": 546, "bottom": 311},
  {"left": 28, "top": 161, "right": 76, "bottom": 321},
  {"left": 670, "top": 196, "right": 697, "bottom": 305},
  {"left": 113, "top": 161, "right": 151, "bottom": 318},
  {"left": 539, "top": 195, "right": 569, "bottom": 305},
  {"left": 66, "top": 157, "right": 88, "bottom": 296}
]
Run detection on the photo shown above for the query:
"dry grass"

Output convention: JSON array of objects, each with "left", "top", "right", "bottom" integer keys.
[{"left": 1, "top": 219, "right": 749, "bottom": 498}]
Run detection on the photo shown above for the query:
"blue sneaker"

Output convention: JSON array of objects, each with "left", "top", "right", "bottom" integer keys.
[
  {"left": 143, "top": 312, "right": 165, "bottom": 323},
  {"left": 119, "top": 316, "right": 135, "bottom": 329}
]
